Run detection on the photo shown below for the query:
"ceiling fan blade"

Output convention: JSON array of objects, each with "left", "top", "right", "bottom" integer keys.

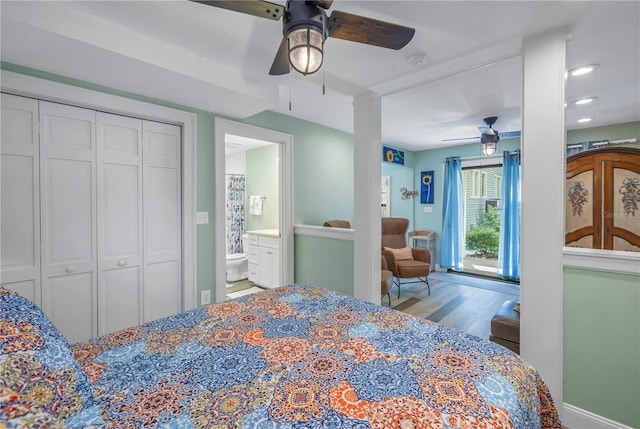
[
  {"left": 442, "top": 136, "right": 480, "bottom": 142},
  {"left": 190, "top": 0, "right": 284, "bottom": 20},
  {"left": 269, "top": 38, "right": 290, "bottom": 75},
  {"left": 327, "top": 10, "right": 415, "bottom": 50}
]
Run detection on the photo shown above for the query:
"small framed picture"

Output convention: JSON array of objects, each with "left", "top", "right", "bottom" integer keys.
[{"left": 421, "top": 171, "right": 434, "bottom": 204}]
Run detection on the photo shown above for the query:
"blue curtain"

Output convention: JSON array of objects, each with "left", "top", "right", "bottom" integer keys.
[
  {"left": 440, "top": 157, "right": 464, "bottom": 270},
  {"left": 498, "top": 150, "right": 521, "bottom": 280}
]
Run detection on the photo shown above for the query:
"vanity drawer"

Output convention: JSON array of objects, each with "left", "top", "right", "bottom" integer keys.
[
  {"left": 247, "top": 246, "right": 258, "bottom": 263},
  {"left": 247, "top": 234, "right": 259, "bottom": 246},
  {"left": 258, "top": 236, "right": 279, "bottom": 249}
]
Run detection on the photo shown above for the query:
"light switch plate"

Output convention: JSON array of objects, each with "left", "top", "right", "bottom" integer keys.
[
  {"left": 197, "top": 211, "right": 209, "bottom": 224},
  {"left": 423, "top": 206, "right": 433, "bottom": 213},
  {"left": 201, "top": 290, "right": 211, "bottom": 305}
]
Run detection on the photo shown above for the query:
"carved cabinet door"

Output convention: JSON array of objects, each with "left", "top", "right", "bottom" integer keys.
[{"left": 566, "top": 147, "right": 640, "bottom": 251}]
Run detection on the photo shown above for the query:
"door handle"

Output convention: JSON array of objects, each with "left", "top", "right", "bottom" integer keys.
[
  {"left": 65, "top": 266, "right": 75, "bottom": 273},
  {"left": 118, "top": 260, "right": 127, "bottom": 267}
]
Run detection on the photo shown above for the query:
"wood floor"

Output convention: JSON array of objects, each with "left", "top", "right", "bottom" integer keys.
[
  {"left": 225, "top": 272, "right": 520, "bottom": 342},
  {"left": 384, "top": 271, "right": 520, "bottom": 341}
]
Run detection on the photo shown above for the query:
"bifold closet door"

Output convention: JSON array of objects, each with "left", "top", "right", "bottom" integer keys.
[
  {"left": 143, "top": 120, "right": 182, "bottom": 322},
  {"left": 1, "top": 94, "right": 41, "bottom": 303},
  {"left": 40, "top": 101, "right": 97, "bottom": 344},
  {"left": 97, "top": 113, "right": 143, "bottom": 335}
]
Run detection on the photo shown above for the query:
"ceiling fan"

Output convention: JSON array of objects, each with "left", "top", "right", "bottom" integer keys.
[
  {"left": 442, "top": 116, "right": 521, "bottom": 155},
  {"left": 190, "top": 0, "right": 415, "bottom": 76}
]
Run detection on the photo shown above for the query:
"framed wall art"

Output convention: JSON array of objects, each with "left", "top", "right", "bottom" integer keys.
[{"left": 421, "top": 170, "right": 434, "bottom": 204}]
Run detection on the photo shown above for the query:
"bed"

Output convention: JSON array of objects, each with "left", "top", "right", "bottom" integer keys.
[{"left": 1, "top": 284, "right": 562, "bottom": 428}]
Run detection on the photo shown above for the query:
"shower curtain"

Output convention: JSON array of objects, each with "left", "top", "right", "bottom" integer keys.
[{"left": 226, "top": 174, "right": 245, "bottom": 254}]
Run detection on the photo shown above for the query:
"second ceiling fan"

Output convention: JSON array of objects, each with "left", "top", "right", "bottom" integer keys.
[{"left": 191, "top": 0, "right": 415, "bottom": 75}]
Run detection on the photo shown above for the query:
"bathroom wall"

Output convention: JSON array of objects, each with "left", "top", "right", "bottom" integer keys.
[{"left": 246, "top": 144, "right": 279, "bottom": 231}]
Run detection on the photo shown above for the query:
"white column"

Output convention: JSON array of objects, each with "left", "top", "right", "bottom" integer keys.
[
  {"left": 520, "top": 28, "right": 566, "bottom": 409},
  {"left": 353, "top": 92, "right": 381, "bottom": 303}
]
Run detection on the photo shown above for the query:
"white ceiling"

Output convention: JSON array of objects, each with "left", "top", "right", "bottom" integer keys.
[{"left": 2, "top": 1, "right": 638, "bottom": 152}]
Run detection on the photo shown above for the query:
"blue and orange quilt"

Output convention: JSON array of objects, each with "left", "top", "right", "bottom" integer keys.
[{"left": 67, "top": 285, "right": 562, "bottom": 428}]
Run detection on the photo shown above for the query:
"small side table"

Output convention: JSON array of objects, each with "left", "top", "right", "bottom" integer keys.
[{"left": 408, "top": 230, "right": 436, "bottom": 272}]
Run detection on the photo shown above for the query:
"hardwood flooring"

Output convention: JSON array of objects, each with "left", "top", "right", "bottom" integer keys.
[
  {"left": 385, "top": 271, "right": 519, "bottom": 341},
  {"left": 225, "top": 272, "right": 520, "bottom": 342}
]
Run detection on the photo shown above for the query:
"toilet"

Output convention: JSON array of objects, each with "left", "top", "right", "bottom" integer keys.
[{"left": 226, "top": 234, "right": 249, "bottom": 282}]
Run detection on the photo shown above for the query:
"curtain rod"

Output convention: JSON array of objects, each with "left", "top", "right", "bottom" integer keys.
[{"left": 457, "top": 151, "right": 520, "bottom": 162}]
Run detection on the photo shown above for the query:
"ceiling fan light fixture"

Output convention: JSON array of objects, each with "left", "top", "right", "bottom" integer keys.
[
  {"left": 480, "top": 117, "right": 499, "bottom": 156},
  {"left": 288, "top": 26, "right": 324, "bottom": 75}
]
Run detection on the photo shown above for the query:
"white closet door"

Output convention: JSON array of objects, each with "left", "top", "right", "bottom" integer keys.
[
  {"left": 97, "top": 112, "right": 143, "bottom": 335},
  {"left": 143, "top": 121, "right": 181, "bottom": 322},
  {"left": 40, "top": 101, "right": 97, "bottom": 344},
  {"left": 1, "top": 94, "right": 40, "bottom": 303}
]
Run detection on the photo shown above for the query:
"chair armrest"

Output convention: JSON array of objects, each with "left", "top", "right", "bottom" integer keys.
[
  {"left": 381, "top": 249, "right": 398, "bottom": 276},
  {"left": 411, "top": 247, "right": 431, "bottom": 265}
]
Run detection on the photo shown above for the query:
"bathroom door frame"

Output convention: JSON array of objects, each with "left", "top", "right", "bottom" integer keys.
[{"left": 214, "top": 118, "right": 293, "bottom": 303}]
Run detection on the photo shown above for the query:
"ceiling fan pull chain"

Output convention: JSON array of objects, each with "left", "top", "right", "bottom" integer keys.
[
  {"left": 289, "top": 66, "right": 292, "bottom": 111},
  {"left": 322, "top": 13, "right": 326, "bottom": 96}
]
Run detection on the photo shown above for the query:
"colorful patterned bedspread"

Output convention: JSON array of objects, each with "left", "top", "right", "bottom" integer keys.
[{"left": 72, "top": 285, "right": 562, "bottom": 428}]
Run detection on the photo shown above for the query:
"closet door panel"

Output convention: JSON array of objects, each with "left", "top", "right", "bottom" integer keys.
[
  {"left": 145, "top": 261, "right": 180, "bottom": 322},
  {"left": 43, "top": 159, "right": 94, "bottom": 275},
  {"left": 100, "top": 266, "right": 141, "bottom": 334},
  {"left": 49, "top": 273, "right": 94, "bottom": 344},
  {"left": 40, "top": 101, "right": 97, "bottom": 343},
  {"left": 97, "top": 113, "right": 143, "bottom": 335},
  {"left": 0, "top": 94, "right": 40, "bottom": 302},
  {"left": 143, "top": 121, "right": 181, "bottom": 322}
]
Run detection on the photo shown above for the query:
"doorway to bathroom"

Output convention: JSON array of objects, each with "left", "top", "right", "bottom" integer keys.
[{"left": 214, "top": 119, "right": 293, "bottom": 303}]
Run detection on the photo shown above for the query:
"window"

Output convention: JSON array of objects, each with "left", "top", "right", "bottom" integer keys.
[
  {"left": 495, "top": 175, "right": 502, "bottom": 199},
  {"left": 470, "top": 170, "right": 488, "bottom": 198}
]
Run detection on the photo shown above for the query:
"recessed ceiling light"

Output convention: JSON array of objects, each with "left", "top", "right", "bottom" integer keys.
[
  {"left": 577, "top": 117, "right": 593, "bottom": 123},
  {"left": 574, "top": 97, "right": 597, "bottom": 105},
  {"left": 568, "top": 64, "right": 598, "bottom": 77}
]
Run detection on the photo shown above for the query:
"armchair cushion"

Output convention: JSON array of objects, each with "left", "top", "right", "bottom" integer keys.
[
  {"left": 383, "top": 246, "right": 414, "bottom": 261},
  {"left": 411, "top": 247, "right": 431, "bottom": 264}
]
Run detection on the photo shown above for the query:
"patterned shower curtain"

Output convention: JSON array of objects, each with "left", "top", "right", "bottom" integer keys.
[{"left": 226, "top": 174, "right": 245, "bottom": 254}]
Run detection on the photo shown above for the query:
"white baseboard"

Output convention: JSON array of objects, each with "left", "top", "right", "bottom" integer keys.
[{"left": 563, "top": 403, "right": 635, "bottom": 429}]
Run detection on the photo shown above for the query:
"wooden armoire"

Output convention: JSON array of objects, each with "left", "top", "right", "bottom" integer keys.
[{"left": 565, "top": 147, "right": 640, "bottom": 251}]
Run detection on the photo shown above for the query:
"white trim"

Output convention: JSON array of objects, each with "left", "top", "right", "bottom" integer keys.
[
  {"left": 1, "top": 70, "right": 198, "bottom": 311},
  {"left": 294, "top": 225, "right": 354, "bottom": 241},
  {"left": 214, "top": 118, "right": 293, "bottom": 304},
  {"left": 562, "top": 403, "right": 635, "bottom": 429},
  {"left": 353, "top": 92, "right": 381, "bottom": 304},
  {"left": 520, "top": 29, "right": 566, "bottom": 408},
  {"left": 563, "top": 247, "right": 640, "bottom": 275}
]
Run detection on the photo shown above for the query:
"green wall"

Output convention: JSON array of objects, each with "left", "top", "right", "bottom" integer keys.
[
  {"left": 246, "top": 144, "right": 279, "bottom": 231},
  {"left": 381, "top": 162, "right": 415, "bottom": 229},
  {"left": 563, "top": 267, "right": 640, "bottom": 427},
  {"left": 242, "top": 111, "right": 354, "bottom": 226},
  {"left": 566, "top": 121, "right": 640, "bottom": 144},
  {"left": 294, "top": 234, "right": 354, "bottom": 296}
]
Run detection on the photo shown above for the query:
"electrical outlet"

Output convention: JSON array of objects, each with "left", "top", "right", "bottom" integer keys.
[{"left": 201, "top": 290, "right": 211, "bottom": 305}]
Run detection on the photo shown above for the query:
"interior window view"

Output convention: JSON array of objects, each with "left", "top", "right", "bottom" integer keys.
[
  {"left": 459, "top": 164, "right": 506, "bottom": 278},
  {"left": 1, "top": 2, "right": 638, "bottom": 429}
]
